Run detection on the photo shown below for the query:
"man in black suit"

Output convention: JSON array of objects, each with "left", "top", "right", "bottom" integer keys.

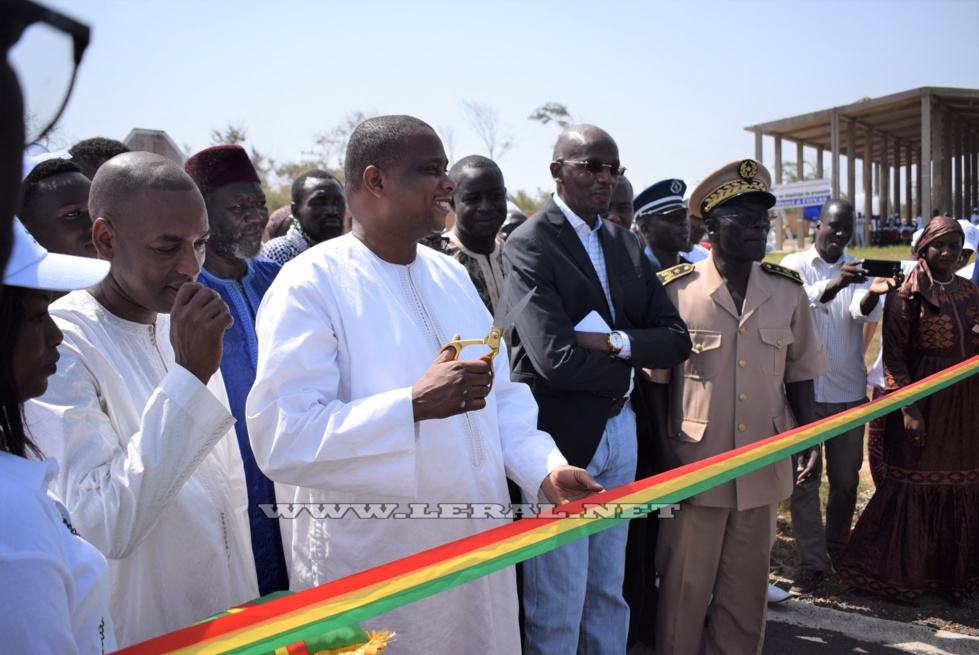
[{"left": 503, "top": 124, "right": 691, "bottom": 654}]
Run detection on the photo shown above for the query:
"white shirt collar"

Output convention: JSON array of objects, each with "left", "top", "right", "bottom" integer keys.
[
  {"left": 804, "top": 244, "right": 853, "bottom": 267},
  {"left": 554, "top": 193, "right": 603, "bottom": 235}
]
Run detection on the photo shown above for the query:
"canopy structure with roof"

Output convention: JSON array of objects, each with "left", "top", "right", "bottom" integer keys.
[{"left": 746, "top": 87, "right": 979, "bottom": 224}]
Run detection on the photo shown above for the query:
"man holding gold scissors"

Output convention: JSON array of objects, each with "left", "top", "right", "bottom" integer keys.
[{"left": 247, "top": 115, "right": 600, "bottom": 655}]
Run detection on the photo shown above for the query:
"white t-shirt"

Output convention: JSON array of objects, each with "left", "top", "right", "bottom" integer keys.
[{"left": 0, "top": 452, "right": 116, "bottom": 655}]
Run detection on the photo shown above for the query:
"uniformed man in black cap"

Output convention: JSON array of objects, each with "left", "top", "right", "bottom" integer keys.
[{"left": 633, "top": 179, "right": 692, "bottom": 274}]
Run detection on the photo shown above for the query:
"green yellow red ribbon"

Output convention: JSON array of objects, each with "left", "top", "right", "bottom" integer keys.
[{"left": 113, "top": 355, "right": 979, "bottom": 655}]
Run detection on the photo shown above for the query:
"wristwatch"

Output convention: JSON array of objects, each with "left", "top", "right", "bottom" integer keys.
[{"left": 607, "top": 331, "right": 625, "bottom": 355}]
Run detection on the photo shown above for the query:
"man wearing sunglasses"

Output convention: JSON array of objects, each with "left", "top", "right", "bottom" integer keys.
[
  {"left": 648, "top": 159, "right": 828, "bottom": 655},
  {"left": 503, "top": 124, "right": 691, "bottom": 654}
]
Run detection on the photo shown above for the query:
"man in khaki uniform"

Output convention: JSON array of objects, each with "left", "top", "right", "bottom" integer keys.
[{"left": 650, "top": 159, "right": 829, "bottom": 655}]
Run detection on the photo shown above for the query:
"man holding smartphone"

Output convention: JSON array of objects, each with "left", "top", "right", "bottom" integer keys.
[{"left": 780, "top": 199, "right": 902, "bottom": 596}]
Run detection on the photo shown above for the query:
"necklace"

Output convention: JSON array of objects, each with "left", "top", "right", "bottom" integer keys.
[{"left": 934, "top": 275, "right": 957, "bottom": 290}]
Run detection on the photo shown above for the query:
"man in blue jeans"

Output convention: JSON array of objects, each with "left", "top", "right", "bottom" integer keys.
[{"left": 504, "top": 124, "right": 691, "bottom": 654}]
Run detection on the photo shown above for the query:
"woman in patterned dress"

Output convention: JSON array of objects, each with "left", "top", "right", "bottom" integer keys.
[{"left": 838, "top": 216, "right": 979, "bottom": 601}]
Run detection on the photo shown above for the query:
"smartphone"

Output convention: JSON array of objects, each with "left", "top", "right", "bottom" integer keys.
[{"left": 861, "top": 259, "right": 902, "bottom": 278}]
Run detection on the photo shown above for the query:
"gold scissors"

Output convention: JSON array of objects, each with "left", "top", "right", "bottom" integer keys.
[{"left": 438, "top": 277, "right": 536, "bottom": 391}]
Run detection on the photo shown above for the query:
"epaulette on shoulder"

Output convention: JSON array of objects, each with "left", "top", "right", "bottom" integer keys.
[
  {"left": 657, "top": 263, "right": 695, "bottom": 286},
  {"left": 760, "top": 262, "right": 803, "bottom": 284}
]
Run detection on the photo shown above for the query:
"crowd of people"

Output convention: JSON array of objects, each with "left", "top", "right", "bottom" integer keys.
[{"left": 2, "top": 5, "right": 977, "bottom": 655}]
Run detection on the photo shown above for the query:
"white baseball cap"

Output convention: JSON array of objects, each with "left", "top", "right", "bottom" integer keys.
[{"left": 3, "top": 218, "right": 110, "bottom": 291}]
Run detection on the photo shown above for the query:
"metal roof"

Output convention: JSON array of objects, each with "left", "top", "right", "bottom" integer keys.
[{"left": 745, "top": 87, "right": 979, "bottom": 166}]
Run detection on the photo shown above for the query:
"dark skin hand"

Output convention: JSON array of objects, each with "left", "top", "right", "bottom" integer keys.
[
  {"left": 819, "top": 260, "right": 867, "bottom": 303},
  {"left": 411, "top": 335, "right": 493, "bottom": 421},
  {"left": 169, "top": 282, "right": 234, "bottom": 385},
  {"left": 412, "top": 337, "right": 604, "bottom": 503},
  {"left": 785, "top": 380, "right": 820, "bottom": 485},
  {"left": 902, "top": 404, "right": 926, "bottom": 447},
  {"left": 575, "top": 331, "right": 613, "bottom": 354},
  {"left": 541, "top": 466, "right": 605, "bottom": 505},
  {"left": 860, "top": 273, "right": 904, "bottom": 314}
]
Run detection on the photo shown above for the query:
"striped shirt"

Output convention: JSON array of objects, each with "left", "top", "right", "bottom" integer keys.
[{"left": 553, "top": 193, "right": 632, "bottom": 361}]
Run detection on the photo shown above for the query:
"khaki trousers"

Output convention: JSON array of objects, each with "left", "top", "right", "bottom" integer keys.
[{"left": 655, "top": 501, "right": 777, "bottom": 655}]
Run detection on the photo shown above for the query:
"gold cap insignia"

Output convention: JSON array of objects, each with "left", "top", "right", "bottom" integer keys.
[{"left": 739, "top": 159, "right": 758, "bottom": 181}]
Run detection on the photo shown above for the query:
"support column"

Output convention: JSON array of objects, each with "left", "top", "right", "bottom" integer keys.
[
  {"left": 954, "top": 120, "right": 963, "bottom": 219},
  {"left": 817, "top": 146, "right": 824, "bottom": 179},
  {"left": 774, "top": 136, "right": 783, "bottom": 185},
  {"left": 916, "top": 149, "right": 923, "bottom": 218},
  {"left": 963, "top": 129, "right": 976, "bottom": 218},
  {"left": 970, "top": 128, "right": 977, "bottom": 215},
  {"left": 970, "top": 127, "right": 979, "bottom": 217},
  {"left": 943, "top": 109, "right": 953, "bottom": 214},
  {"left": 970, "top": 129, "right": 977, "bottom": 215},
  {"left": 754, "top": 129, "right": 763, "bottom": 164},
  {"left": 905, "top": 142, "right": 913, "bottom": 222},
  {"left": 847, "top": 119, "right": 857, "bottom": 201},
  {"left": 921, "top": 91, "right": 932, "bottom": 223},
  {"left": 797, "top": 141, "right": 804, "bottom": 183},
  {"left": 831, "top": 108, "right": 841, "bottom": 198},
  {"left": 863, "top": 127, "right": 873, "bottom": 244},
  {"left": 881, "top": 135, "right": 889, "bottom": 220},
  {"left": 894, "top": 139, "right": 902, "bottom": 218}
]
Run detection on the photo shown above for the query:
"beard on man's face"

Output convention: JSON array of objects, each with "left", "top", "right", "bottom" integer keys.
[{"left": 210, "top": 228, "right": 263, "bottom": 261}]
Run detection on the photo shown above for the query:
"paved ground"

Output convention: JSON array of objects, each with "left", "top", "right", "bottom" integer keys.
[{"left": 626, "top": 600, "right": 979, "bottom": 655}]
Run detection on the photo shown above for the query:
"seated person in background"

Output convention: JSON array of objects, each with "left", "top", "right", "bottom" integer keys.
[
  {"left": 26, "top": 152, "right": 258, "bottom": 647},
  {"left": 68, "top": 137, "right": 131, "bottom": 180},
  {"left": 18, "top": 157, "right": 95, "bottom": 258}
]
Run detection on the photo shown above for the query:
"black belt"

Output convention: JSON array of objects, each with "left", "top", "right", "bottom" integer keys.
[{"left": 610, "top": 397, "right": 627, "bottom": 418}]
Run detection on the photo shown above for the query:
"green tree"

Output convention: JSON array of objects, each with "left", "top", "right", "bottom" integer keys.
[
  {"left": 509, "top": 187, "right": 550, "bottom": 213},
  {"left": 528, "top": 102, "right": 574, "bottom": 129}
]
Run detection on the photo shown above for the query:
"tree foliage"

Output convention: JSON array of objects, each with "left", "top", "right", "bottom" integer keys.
[
  {"left": 528, "top": 102, "right": 574, "bottom": 129},
  {"left": 509, "top": 187, "right": 550, "bottom": 213},
  {"left": 461, "top": 99, "right": 515, "bottom": 161},
  {"left": 310, "top": 109, "right": 376, "bottom": 177}
]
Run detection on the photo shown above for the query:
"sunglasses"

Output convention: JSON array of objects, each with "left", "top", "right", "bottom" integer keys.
[
  {"left": 554, "top": 159, "right": 626, "bottom": 178},
  {"left": 716, "top": 213, "right": 772, "bottom": 231}
]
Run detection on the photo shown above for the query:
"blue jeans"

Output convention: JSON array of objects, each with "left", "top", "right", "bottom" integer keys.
[{"left": 523, "top": 404, "right": 638, "bottom": 655}]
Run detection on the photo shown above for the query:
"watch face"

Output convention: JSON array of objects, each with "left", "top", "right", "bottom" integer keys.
[{"left": 610, "top": 332, "right": 623, "bottom": 349}]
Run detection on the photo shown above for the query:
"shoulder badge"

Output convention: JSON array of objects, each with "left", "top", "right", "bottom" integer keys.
[
  {"left": 760, "top": 262, "right": 803, "bottom": 284},
  {"left": 657, "top": 263, "right": 695, "bottom": 286}
]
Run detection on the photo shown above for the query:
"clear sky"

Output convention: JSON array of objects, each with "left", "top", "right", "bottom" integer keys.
[{"left": 21, "top": 0, "right": 979, "bottom": 201}]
